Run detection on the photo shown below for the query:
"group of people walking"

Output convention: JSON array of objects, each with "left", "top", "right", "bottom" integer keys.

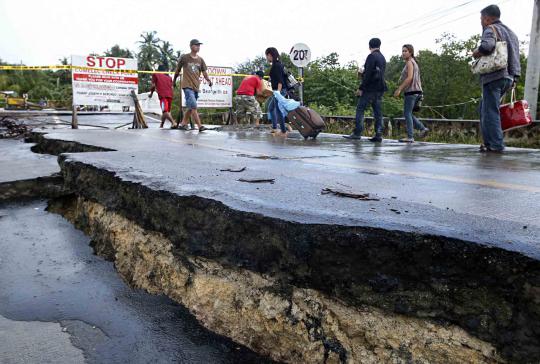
[
  {"left": 343, "top": 38, "right": 428, "bottom": 143},
  {"left": 149, "top": 4, "right": 520, "bottom": 152}
]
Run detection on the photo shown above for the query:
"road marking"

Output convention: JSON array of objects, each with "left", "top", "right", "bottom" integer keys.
[{"left": 115, "top": 129, "right": 540, "bottom": 193}]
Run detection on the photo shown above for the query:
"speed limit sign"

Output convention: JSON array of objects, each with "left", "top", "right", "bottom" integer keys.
[{"left": 289, "top": 43, "right": 311, "bottom": 67}]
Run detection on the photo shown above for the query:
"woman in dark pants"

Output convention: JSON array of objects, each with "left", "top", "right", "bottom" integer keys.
[{"left": 265, "top": 47, "right": 288, "bottom": 135}]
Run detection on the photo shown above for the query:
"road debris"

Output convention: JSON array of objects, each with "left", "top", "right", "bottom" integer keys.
[
  {"left": 0, "top": 117, "right": 29, "bottom": 138},
  {"left": 238, "top": 178, "right": 275, "bottom": 184},
  {"left": 321, "top": 188, "right": 380, "bottom": 201},
  {"left": 220, "top": 167, "right": 247, "bottom": 173}
]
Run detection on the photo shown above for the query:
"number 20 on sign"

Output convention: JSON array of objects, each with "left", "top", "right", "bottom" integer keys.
[{"left": 289, "top": 43, "right": 311, "bottom": 68}]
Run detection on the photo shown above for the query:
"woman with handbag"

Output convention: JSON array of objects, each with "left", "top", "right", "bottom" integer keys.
[{"left": 394, "top": 44, "right": 429, "bottom": 143}]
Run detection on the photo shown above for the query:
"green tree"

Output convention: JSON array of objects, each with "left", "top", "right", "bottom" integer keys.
[
  {"left": 158, "top": 41, "right": 177, "bottom": 71},
  {"left": 137, "top": 31, "right": 161, "bottom": 70},
  {"left": 303, "top": 53, "right": 357, "bottom": 114},
  {"left": 104, "top": 45, "right": 134, "bottom": 58},
  {"left": 137, "top": 31, "right": 161, "bottom": 91}
]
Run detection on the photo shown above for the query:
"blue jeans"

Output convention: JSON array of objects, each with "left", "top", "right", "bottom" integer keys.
[
  {"left": 183, "top": 88, "right": 199, "bottom": 110},
  {"left": 480, "top": 78, "right": 513, "bottom": 151},
  {"left": 354, "top": 91, "right": 384, "bottom": 137},
  {"left": 404, "top": 94, "right": 426, "bottom": 139},
  {"left": 268, "top": 91, "right": 287, "bottom": 133}
]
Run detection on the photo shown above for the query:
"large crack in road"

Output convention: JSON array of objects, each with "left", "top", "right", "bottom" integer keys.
[{"left": 2, "top": 123, "right": 540, "bottom": 363}]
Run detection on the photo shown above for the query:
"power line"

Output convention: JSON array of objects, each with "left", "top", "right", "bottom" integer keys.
[
  {"left": 383, "top": 0, "right": 511, "bottom": 47},
  {"left": 375, "top": 0, "right": 483, "bottom": 35},
  {"left": 345, "top": 0, "right": 484, "bottom": 62}
]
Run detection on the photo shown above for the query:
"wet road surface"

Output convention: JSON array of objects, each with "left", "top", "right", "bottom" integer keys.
[
  {"left": 0, "top": 200, "right": 273, "bottom": 364},
  {"left": 28, "top": 114, "right": 540, "bottom": 259}
]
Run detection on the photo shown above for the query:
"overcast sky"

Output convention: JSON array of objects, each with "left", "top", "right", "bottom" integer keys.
[{"left": 0, "top": 0, "right": 534, "bottom": 68}]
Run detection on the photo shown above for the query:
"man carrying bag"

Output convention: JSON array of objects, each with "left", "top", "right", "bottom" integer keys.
[{"left": 472, "top": 4, "right": 521, "bottom": 153}]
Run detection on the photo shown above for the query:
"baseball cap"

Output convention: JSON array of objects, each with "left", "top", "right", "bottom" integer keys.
[{"left": 190, "top": 39, "right": 203, "bottom": 46}]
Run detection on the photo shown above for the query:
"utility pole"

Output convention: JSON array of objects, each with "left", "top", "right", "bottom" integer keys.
[{"left": 525, "top": 0, "right": 540, "bottom": 119}]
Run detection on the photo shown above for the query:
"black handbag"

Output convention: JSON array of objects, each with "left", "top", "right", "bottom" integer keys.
[{"left": 413, "top": 94, "right": 424, "bottom": 112}]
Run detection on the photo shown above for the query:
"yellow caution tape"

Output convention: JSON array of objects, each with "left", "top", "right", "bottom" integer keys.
[
  {"left": 0, "top": 65, "right": 71, "bottom": 71},
  {"left": 0, "top": 65, "right": 266, "bottom": 78}
]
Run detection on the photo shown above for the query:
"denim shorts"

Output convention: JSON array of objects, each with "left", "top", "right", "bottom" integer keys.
[{"left": 183, "top": 88, "right": 199, "bottom": 109}]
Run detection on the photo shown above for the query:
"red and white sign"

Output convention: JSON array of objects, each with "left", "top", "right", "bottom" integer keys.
[
  {"left": 71, "top": 55, "right": 138, "bottom": 106},
  {"left": 181, "top": 66, "right": 233, "bottom": 108}
]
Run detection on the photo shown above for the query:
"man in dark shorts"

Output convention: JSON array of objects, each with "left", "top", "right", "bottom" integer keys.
[
  {"left": 149, "top": 64, "right": 176, "bottom": 128},
  {"left": 173, "top": 39, "right": 213, "bottom": 132}
]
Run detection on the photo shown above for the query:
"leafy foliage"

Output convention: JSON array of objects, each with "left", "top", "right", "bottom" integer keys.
[{"left": 1, "top": 32, "right": 535, "bottom": 118}]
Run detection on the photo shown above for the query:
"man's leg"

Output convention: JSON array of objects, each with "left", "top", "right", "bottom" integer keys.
[
  {"left": 372, "top": 93, "right": 384, "bottom": 138},
  {"left": 181, "top": 109, "right": 192, "bottom": 126},
  {"left": 246, "top": 96, "right": 259, "bottom": 125},
  {"left": 181, "top": 88, "right": 200, "bottom": 129},
  {"left": 191, "top": 109, "right": 203, "bottom": 129},
  {"left": 160, "top": 113, "right": 166, "bottom": 128},
  {"left": 235, "top": 96, "right": 246, "bottom": 124},
  {"left": 254, "top": 100, "right": 262, "bottom": 127},
  {"left": 481, "top": 78, "right": 511, "bottom": 151},
  {"left": 353, "top": 93, "right": 370, "bottom": 136},
  {"left": 180, "top": 89, "right": 192, "bottom": 127},
  {"left": 163, "top": 112, "right": 174, "bottom": 126},
  {"left": 159, "top": 98, "right": 166, "bottom": 127}
]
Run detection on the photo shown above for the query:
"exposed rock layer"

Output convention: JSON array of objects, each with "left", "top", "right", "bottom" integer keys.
[
  {"left": 50, "top": 153, "right": 540, "bottom": 363},
  {"left": 49, "top": 195, "right": 503, "bottom": 364}
]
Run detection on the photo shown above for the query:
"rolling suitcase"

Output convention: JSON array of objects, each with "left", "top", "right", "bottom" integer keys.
[{"left": 287, "top": 106, "right": 325, "bottom": 139}]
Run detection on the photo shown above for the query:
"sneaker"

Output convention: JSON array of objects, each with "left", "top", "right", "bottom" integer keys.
[
  {"left": 480, "top": 145, "right": 503, "bottom": 153},
  {"left": 270, "top": 128, "right": 278, "bottom": 134},
  {"left": 177, "top": 125, "right": 189, "bottom": 131},
  {"left": 199, "top": 126, "right": 208, "bottom": 132},
  {"left": 368, "top": 136, "right": 383, "bottom": 143},
  {"left": 343, "top": 133, "right": 362, "bottom": 140},
  {"left": 418, "top": 128, "right": 429, "bottom": 138},
  {"left": 399, "top": 138, "right": 414, "bottom": 143}
]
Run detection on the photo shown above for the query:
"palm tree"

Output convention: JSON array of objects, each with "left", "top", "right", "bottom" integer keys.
[
  {"left": 159, "top": 41, "right": 176, "bottom": 71},
  {"left": 137, "top": 31, "right": 162, "bottom": 91},
  {"left": 137, "top": 31, "right": 161, "bottom": 71},
  {"left": 105, "top": 45, "right": 134, "bottom": 59}
]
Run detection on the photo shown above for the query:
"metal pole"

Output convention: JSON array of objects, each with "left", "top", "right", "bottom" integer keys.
[
  {"left": 299, "top": 67, "right": 304, "bottom": 105},
  {"left": 71, "top": 105, "right": 78, "bottom": 129},
  {"left": 525, "top": 0, "right": 540, "bottom": 119}
]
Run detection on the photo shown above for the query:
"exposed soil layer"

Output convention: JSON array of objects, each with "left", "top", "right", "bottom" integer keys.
[
  {"left": 49, "top": 195, "right": 504, "bottom": 364},
  {"left": 0, "top": 174, "right": 64, "bottom": 201}
]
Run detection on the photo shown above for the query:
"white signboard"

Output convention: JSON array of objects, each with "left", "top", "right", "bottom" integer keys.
[
  {"left": 71, "top": 55, "right": 138, "bottom": 106},
  {"left": 181, "top": 66, "right": 232, "bottom": 108},
  {"left": 289, "top": 43, "right": 311, "bottom": 68}
]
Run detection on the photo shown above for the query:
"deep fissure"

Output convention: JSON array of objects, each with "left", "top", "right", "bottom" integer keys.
[{"left": 2, "top": 132, "right": 539, "bottom": 363}]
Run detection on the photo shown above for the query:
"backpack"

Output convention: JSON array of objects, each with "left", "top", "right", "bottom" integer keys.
[{"left": 283, "top": 67, "right": 300, "bottom": 101}]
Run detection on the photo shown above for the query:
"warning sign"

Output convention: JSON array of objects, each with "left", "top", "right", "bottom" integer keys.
[
  {"left": 182, "top": 66, "right": 232, "bottom": 108},
  {"left": 71, "top": 55, "right": 138, "bottom": 106}
]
